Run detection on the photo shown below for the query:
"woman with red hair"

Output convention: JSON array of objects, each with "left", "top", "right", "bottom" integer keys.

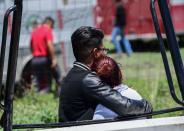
[{"left": 91, "top": 56, "right": 142, "bottom": 120}]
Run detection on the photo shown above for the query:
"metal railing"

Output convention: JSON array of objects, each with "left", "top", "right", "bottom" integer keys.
[
  {"left": 0, "top": 0, "right": 23, "bottom": 130},
  {"left": 150, "top": 0, "right": 184, "bottom": 105}
]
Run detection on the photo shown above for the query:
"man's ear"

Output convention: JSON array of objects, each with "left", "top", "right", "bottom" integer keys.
[
  {"left": 93, "top": 48, "right": 101, "bottom": 58},
  {"left": 93, "top": 48, "right": 97, "bottom": 58}
]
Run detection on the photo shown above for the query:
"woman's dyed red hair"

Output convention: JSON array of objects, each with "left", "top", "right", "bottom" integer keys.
[{"left": 91, "top": 56, "right": 123, "bottom": 87}]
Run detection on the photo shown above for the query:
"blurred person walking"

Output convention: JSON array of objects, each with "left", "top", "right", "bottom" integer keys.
[
  {"left": 111, "top": 0, "right": 133, "bottom": 56},
  {"left": 30, "top": 17, "right": 62, "bottom": 94}
]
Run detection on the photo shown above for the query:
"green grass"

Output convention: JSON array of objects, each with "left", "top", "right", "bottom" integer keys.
[
  {"left": 0, "top": 48, "right": 184, "bottom": 127},
  {"left": 13, "top": 91, "right": 58, "bottom": 124},
  {"left": 112, "top": 49, "right": 184, "bottom": 118}
]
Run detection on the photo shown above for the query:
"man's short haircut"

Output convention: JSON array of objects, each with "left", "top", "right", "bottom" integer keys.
[
  {"left": 43, "top": 16, "right": 54, "bottom": 25},
  {"left": 71, "top": 26, "right": 104, "bottom": 62}
]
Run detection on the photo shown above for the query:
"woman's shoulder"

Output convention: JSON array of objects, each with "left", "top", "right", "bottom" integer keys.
[
  {"left": 114, "top": 84, "right": 128, "bottom": 91},
  {"left": 115, "top": 84, "right": 142, "bottom": 100}
]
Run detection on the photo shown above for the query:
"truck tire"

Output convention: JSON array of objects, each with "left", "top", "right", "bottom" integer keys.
[{"left": 15, "top": 58, "right": 32, "bottom": 98}]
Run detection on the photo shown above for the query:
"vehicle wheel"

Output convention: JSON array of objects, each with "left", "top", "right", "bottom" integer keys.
[{"left": 14, "top": 59, "right": 32, "bottom": 98}]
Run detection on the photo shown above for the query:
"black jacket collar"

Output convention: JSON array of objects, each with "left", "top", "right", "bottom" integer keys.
[{"left": 73, "top": 61, "right": 91, "bottom": 71}]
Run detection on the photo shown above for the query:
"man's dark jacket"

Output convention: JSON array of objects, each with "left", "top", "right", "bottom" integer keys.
[{"left": 59, "top": 62, "right": 152, "bottom": 122}]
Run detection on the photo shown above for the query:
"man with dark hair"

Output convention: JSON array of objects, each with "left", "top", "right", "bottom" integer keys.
[
  {"left": 58, "top": 26, "right": 152, "bottom": 122},
  {"left": 30, "top": 17, "right": 61, "bottom": 93}
]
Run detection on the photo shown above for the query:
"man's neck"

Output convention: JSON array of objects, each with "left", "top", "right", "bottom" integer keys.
[
  {"left": 79, "top": 62, "right": 91, "bottom": 69},
  {"left": 83, "top": 60, "right": 93, "bottom": 69}
]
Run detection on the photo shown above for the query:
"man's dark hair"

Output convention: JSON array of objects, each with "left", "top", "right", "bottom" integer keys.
[
  {"left": 71, "top": 26, "right": 104, "bottom": 62},
  {"left": 43, "top": 16, "right": 55, "bottom": 26}
]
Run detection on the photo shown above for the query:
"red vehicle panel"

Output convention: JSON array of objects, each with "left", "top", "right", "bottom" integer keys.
[
  {"left": 171, "top": 4, "right": 184, "bottom": 33},
  {"left": 94, "top": 0, "right": 184, "bottom": 38}
]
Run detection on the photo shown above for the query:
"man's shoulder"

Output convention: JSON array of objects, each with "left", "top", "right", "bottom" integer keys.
[
  {"left": 61, "top": 67, "right": 95, "bottom": 91},
  {"left": 31, "top": 27, "right": 39, "bottom": 35},
  {"left": 41, "top": 24, "right": 52, "bottom": 32},
  {"left": 64, "top": 66, "right": 93, "bottom": 80},
  {"left": 83, "top": 71, "right": 97, "bottom": 79},
  {"left": 31, "top": 26, "right": 43, "bottom": 35},
  {"left": 82, "top": 71, "right": 102, "bottom": 87}
]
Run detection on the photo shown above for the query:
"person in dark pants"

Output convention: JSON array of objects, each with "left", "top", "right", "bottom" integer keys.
[
  {"left": 30, "top": 17, "right": 61, "bottom": 93},
  {"left": 111, "top": 0, "right": 133, "bottom": 56},
  {"left": 58, "top": 26, "right": 152, "bottom": 122}
]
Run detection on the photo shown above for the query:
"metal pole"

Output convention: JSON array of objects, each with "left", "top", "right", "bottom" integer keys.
[
  {"left": 158, "top": 0, "right": 184, "bottom": 99},
  {"left": 150, "top": 0, "right": 184, "bottom": 105},
  {"left": 12, "top": 107, "right": 184, "bottom": 129},
  {"left": 3, "top": 0, "right": 23, "bottom": 130},
  {"left": 0, "top": 5, "right": 17, "bottom": 110}
]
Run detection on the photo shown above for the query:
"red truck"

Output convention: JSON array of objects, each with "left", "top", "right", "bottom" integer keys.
[{"left": 94, "top": 0, "right": 184, "bottom": 41}]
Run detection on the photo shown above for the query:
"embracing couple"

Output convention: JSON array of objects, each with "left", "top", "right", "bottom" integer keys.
[{"left": 58, "top": 26, "right": 152, "bottom": 122}]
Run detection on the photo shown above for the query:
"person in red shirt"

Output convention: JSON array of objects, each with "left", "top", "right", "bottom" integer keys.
[{"left": 30, "top": 17, "right": 61, "bottom": 93}]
